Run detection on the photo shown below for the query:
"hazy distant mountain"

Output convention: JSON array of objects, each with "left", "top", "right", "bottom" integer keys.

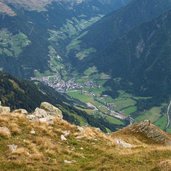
[
  {"left": 0, "top": 0, "right": 130, "bottom": 78},
  {"left": 74, "top": 8, "right": 171, "bottom": 99},
  {"left": 70, "top": 0, "right": 171, "bottom": 56},
  {"left": 0, "top": 0, "right": 130, "bottom": 15},
  {"left": 100, "top": 9, "right": 171, "bottom": 97},
  {"left": 66, "top": 0, "right": 171, "bottom": 98}
]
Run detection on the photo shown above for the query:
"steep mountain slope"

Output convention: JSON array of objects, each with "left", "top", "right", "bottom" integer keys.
[
  {"left": 0, "top": 0, "right": 130, "bottom": 78},
  {"left": 68, "top": 0, "right": 171, "bottom": 68},
  {"left": 85, "top": 10, "right": 171, "bottom": 99},
  {"left": 65, "top": 0, "right": 171, "bottom": 98},
  {"left": 0, "top": 1, "right": 70, "bottom": 77},
  {"left": 0, "top": 71, "right": 68, "bottom": 111},
  {"left": 0, "top": 109, "right": 171, "bottom": 171},
  {"left": 0, "top": 0, "right": 130, "bottom": 15},
  {"left": 1, "top": 0, "right": 171, "bottom": 136},
  {"left": 54, "top": 0, "right": 171, "bottom": 130}
]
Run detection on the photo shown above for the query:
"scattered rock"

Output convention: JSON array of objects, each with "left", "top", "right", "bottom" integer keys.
[
  {"left": 38, "top": 116, "right": 54, "bottom": 124},
  {"left": 77, "top": 126, "right": 84, "bottom": 132},
  {"left": 38, "top": 117, "right": 49, "bottom": 123},
  {"left": 0, "top": 127, "right": 11, "bottom": 138},
  {"left": 115, "top": 138, "right": 133, "bottom": 148},
  {"left": 8, "top": 144, "right": 18, "bottom": 153},
  {"left": 34, "top": 108, "right": 48, "bottom": 118},
  {"left": 30, "top": 129, "right": 36, "bottom": 135},
  {"left": 40, "top": 102, "right": 63, "bottom": 119},
  {"left": 75, "top": 127, "right": 102, "bottom": 140},
  {"left": 62, "top": 130, "right": 70, "bottom": 137},
  {"left": 61, "top": 135, "right": 67, "bottom": 141},
  {"left": 64, "top": 160, "right": 76, "bottom": 164},
  {"left": 26, "top": 114, "right": 36, "bottom": 120},
  {"left": 26, "top": 103, "right": 63, "bottom": 124},
  {"left": 0, "top": 106, "right": 10, "bottom": 114},
  {"left": 13, "top": 109, "right": 28, "bottom": 115}
]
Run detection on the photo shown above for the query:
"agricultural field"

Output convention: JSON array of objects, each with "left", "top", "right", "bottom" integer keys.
[
  {"left": 67, "top": 81, "right": 169, "bottom": 132},
  {"left": 33, "top": 63, "right": 170, "bottom": 132}
]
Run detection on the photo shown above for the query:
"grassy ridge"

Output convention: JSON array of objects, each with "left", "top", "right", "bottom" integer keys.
[{"left": 0, "top": 112, "right": 171, "bottom": 170}]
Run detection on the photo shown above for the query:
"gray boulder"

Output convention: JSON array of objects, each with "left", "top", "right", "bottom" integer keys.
[
  {"left": 26, "top": 114, "right": 36, "bottom": 120},
  {"left": 13, "top": 109, "right": 28, "bottom": 115},
  {"left": 34, "top": 108, "right": 48, "bottom": 118},
  {"left": 40, "top": 102, "right": 63, "bottom": 119},
  {"left": 8, "top": 144, "right": 18, "bottom": 153},
  {"left": 0, "top": 106, "right": 10, "bottom": 114},
  {"left": 38, "top": 116, "right": 54, "bottom": 124}
]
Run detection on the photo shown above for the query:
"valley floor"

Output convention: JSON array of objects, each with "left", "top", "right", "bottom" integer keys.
[{"left": 33, "top": 72, "right": 171, "bottom": 133}]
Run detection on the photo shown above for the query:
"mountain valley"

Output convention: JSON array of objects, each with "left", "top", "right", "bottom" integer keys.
[{"left": 1, "top": 0, "right": 171, "bottom": 170}]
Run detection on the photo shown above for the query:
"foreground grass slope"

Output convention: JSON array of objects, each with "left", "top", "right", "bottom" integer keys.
[{"left": 0, "top": 106, "right": 171, "bottom": 171}]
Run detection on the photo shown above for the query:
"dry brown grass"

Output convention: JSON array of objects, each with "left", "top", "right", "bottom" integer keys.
[
  {"left": 12, "top": 147, "right": 29, "bottom": 156},
  {"left": 112, "top": 122, "right": 171, "bottom": 146},
  {"left": 1, "top": 111, "right": 171, "bottom": 171},
  {"left": 30, "top": 152, "right": 44, "bottom": 161},
  {"left": 0, "top": 126, "right": 11, "bottom": 138},
  {"left": 9, "top": 123, "right": 21, "bottom": 135},
  {"left": 154, "top": 160, "right": 171, "bottom": 171},
  {"left": 0, "top": 116, "right": 9, "bottom": 123},
  {"left": 33, "top": 136, "right": 57, "bottom": 150}
]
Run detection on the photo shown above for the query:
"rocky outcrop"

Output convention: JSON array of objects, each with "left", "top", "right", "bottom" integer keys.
[
  {"left": 26, "top": 102, "right": 63, "bottom": 124},
  {"left": 34, "top": 108, "right": 48, "bottom": 118},
  {"left": 40, "top": 102, "right": 63, "bottom": 119},
  {"left": 75, "top": 126, "right": 110, "bottom": 140},
  {"left": 0, "top": 102, "right": 11, "bottom": 114},
  {"left": 115, "top": 138, "right": 133, "bottom": 148},
  {"left": 13, "top": 109, "right": 28, "bottom": 115},
  {"left": 0, "top": 106, "right": 10, "bottom": 114},
  {"left": 8, "top": 144, "right": 18, "bottom": 153},
  {"left": 116, "top": 121, "right": 171, "bottom": 145}
]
